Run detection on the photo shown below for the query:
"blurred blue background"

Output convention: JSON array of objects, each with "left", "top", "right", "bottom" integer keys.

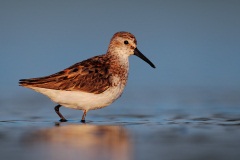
[
  {"left": 1, "top": 0, "right": 240, "bottom": 99},
  {"left": 1, "top": 2, "right": 240, "bottom": 160}
]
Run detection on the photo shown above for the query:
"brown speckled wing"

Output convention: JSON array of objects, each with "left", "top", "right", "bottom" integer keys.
[{"left": 19, "top": 55, "right": 112, "bottom": 94}]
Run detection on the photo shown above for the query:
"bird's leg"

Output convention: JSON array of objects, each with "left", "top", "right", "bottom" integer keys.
[
  {"left": 54, "top": 104, "right": 67, "bottom": 122},
  {"left": 81, "top": 110, "right": 87, "bottom": 123}
]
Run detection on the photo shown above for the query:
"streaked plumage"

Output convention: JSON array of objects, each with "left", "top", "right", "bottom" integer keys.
[{"left": 19, "top": 31, "right": 155, "bottom": 122}]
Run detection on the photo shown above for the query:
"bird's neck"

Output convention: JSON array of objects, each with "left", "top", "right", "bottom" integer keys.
[{"left": 107, "top": 50, "right": 129, "bottom": 68}]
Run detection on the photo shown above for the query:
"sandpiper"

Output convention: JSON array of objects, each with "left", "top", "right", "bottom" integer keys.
[{"left": 19, "top": 31, "right": 155, "bottom": 122}]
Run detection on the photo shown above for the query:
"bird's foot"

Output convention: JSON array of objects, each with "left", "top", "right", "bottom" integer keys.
[{"left": 59, "top": 119, "right": 67, "bottom": 122}]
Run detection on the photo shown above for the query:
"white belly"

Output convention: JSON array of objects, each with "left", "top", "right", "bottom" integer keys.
[{"left": 31, "top": 83, "right": 125, "bottom": 111}]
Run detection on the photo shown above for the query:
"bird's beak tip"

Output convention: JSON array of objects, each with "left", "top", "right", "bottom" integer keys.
[{"left": 134, "top": 48, "right": 156, "bottom": 69}]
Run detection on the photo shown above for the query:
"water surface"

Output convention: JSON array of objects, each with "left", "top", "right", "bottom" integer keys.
[{"left": 1, "top": 88, "right": 240, "bottom": 160}]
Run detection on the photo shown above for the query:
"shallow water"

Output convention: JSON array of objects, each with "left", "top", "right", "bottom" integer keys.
[{"left": 1, "top": 88, "right": 240, "bottom": 160}]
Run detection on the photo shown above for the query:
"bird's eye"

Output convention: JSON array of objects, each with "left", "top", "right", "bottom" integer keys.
[{"left": 124, "top": 40, "right": 129, "bottom": 44}]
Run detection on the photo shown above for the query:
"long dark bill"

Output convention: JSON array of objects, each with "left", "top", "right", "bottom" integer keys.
[{"left": 134, "top": 48, "right": 156, "bottom": 68}]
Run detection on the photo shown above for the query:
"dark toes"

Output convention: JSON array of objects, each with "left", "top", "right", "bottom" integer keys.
[{"left": 59, "top": 119, "right": 67, "bottom": 122}]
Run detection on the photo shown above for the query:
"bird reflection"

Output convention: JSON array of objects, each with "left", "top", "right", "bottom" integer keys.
[{"left": 24, "top": 124, "right": 132, "bottom": 160}]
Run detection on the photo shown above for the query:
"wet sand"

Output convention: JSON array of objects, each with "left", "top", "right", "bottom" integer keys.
[{"left": 1, "top": 88, "right": 240, "bottom": 160}]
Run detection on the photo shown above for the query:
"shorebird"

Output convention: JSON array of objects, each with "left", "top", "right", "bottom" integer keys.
[{"left": 19, "top": 31, "right": 155, "bottom": 122}]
